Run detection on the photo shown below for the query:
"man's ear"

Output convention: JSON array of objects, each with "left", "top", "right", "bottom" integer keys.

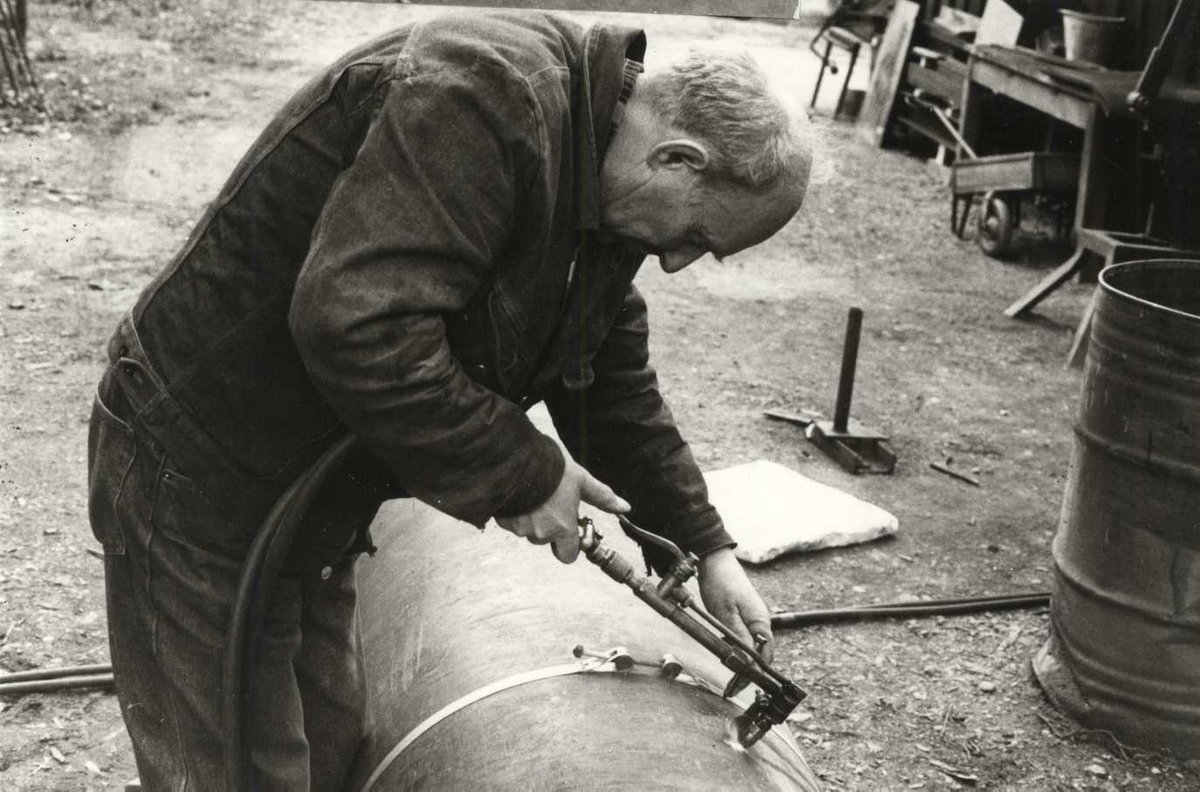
[{"left": 649, "top": 139, "right": 709, "bottom": 172}]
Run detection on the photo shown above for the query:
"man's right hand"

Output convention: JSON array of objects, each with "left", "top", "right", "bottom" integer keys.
[{"left": 495, "top": 458, "right": 630, "bottom": 564}]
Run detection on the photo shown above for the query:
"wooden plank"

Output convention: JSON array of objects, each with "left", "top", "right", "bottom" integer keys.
[
  {"left": 1004, "top": 247, "right": 1087, "bottom": 317},
  {"left": 937, "top": 56, "right": 967, "bottom": 81},
  {"left": 332, "top": 0, "right": 801, "bottom": 19},
  {"left": 952, "top": 152, "right": 1079, "bottom": 193},
  {"left": 953, "top": 154, "right": 1037, "bottom": 193},
  {"left": 894, "top": 107, "right": 958, "bottom": 149},
  {"left": 907, "top": 61, "right": 962, "bottom": 103},
  {"left": 856, "top": 0, "right": 922, "bottom": 147},
  {"left": 970, "top": 59, "right": 1092, "bottom": 129}
]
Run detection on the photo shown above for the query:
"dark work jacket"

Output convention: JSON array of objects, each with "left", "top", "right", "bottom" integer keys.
[{"left": 117, "top": 11, "right": 734, "bottom": 571}]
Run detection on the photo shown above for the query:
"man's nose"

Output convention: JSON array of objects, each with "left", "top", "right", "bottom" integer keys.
[{"left": 660, "top": 250, "right": 705, "bottom": 273}]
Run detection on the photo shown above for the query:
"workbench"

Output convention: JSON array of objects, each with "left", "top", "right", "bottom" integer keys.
[
  {"left": 960, "top": 44, "right": 1200, "bottom": 318},
  {"left": 958, "top": 45, "right": 1111, "bottom": 316}
]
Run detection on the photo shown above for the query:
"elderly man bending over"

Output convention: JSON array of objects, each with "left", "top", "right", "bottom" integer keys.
[{"left": 87, "top": 10, "right": 811, "bottom": 789}]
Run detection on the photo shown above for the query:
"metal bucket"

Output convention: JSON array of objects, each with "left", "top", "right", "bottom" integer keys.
[
  {"left": 1060, "top": 10, "right": 1124, "bottom": 67},
  {"left": 1034, "top": 259, "right": 1200, "bottom": 757},
  {"left": 346, "top": 499, "right": 820, "bottom": 790}
]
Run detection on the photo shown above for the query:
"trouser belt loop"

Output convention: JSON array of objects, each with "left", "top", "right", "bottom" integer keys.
[{"left": 109, "top": 312, "right": 169, "bottom": 416}]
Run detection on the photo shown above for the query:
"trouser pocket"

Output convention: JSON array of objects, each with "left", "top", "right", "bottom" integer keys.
[{"left": 87, "top": 392, "right": 137, "bottom": 556}]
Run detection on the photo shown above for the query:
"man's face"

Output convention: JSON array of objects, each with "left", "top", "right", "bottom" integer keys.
[{"left": 599, "top": 150, "right": 806, "bottom": 273}]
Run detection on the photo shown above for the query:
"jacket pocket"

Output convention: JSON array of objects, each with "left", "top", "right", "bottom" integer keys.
[
  {"left": 87, "top": 393, "right": 136, "bottom": 556},
  {"left": 486, "top": 288, "right": 536, "bottom": 399}
]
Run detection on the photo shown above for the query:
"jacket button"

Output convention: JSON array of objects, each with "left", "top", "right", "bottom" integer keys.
[{"left": 320, "top": 566, "right": 333, "bottom": 581}]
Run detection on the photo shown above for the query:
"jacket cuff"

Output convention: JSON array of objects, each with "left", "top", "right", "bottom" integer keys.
[
  {"left": 687, "top": 523, "right": 737, "bottom": 559},
  {"left": 493, "top": 433, "right": 566, "bottom": 518}
]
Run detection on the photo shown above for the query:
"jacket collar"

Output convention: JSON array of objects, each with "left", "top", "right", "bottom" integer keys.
[{"left": 574, "top": 23, "right": 646, "bottom": 231}]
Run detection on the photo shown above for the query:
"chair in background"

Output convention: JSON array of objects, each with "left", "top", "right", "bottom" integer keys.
[{"left": 809, "top": 1, "right": 892, "bottom": 117}]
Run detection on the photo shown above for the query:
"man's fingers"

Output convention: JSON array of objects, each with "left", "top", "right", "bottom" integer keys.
[
  {"left": 578, "top": 473, "right": 631, "bottom": 514},
  {"left": 748, "top": 626, "right": 774, "bottom": 666},
  {"left": 744, "top": 614, "right": 774, "bottom": 666}
]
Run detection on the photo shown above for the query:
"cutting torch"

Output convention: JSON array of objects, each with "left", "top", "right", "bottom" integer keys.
[{"left": 577, "top": 515, "right": 807, "bottom": 749}]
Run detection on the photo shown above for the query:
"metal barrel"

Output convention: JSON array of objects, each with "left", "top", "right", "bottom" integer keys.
[
  {"left": 346, "top": 499, "right": 819, "bottom": 790},
  {"left": 1033, "top": 259, "right": 1200, "bottom": 757}
]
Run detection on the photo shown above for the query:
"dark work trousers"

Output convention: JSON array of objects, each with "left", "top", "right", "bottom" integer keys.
[{"left": 87, "top": 315, "right": 369, "bottom": 790}]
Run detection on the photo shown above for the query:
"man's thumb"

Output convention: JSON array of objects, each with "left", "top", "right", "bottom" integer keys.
[{"left": 578, "top": 473, "right": 631, "bottom": 514}]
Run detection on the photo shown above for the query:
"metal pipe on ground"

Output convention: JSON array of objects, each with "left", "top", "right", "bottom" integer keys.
[
  {"left": 0, "top": 674, "right": 113, "bottom": 695},
  {"left": 0, "top": 663, "right": 112, "bottom": 684},
  {"left": 771, "top": 593, "right": 1050, "bottom": 629}
]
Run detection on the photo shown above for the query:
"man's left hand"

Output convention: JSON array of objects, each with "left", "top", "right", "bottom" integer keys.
[{"left": 697, "top": 547, "right": 774, "bottom": 665}]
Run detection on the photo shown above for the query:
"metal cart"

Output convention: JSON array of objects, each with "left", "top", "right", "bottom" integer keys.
[{"left": 951, "top": 150, "right": 1080, "bottom": 256}]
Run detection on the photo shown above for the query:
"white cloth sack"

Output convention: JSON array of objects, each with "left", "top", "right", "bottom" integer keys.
[{"left": 703, "top": 459, "right": 899, "bottom": 564}]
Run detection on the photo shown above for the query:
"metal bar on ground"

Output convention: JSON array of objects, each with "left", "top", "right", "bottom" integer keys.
[
  {"left": 772, "top": 592, "right": 1051, "bottom": 629},
  {"left": 0, "top": 674, "right": 115, "bottom": 695},
  {"left": 0, "top": 663, "right": 113, "bottom": 684}
]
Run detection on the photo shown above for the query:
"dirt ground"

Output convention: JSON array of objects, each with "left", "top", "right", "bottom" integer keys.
[{"left": 1, "top": 1, "right": 1197, "bottom": 790}]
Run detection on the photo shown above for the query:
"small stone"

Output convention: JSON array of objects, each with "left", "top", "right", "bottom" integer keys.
[
  {"left": 49, "top": 746, "right": 66, "bottom": 764},
  {"left": 1086, "top": 764, "right": 1108, "bottom": 778},
  {"left": 978, "top": 681, "right": 997, "bottom": 693}
]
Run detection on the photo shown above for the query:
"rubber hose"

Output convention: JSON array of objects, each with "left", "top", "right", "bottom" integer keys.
[
  {"left": 221, "top": 433, "right": 361, "bottom": 792},
  {"left": 770, "top": 592, "right": 1050, "bottom": 629}
]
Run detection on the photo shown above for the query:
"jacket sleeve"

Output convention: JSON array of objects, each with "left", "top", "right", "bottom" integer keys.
[
  {"left": 544, "top": 284, "right": 735, "bottom": 573},
  {"left": 289, "top": 66, "right": 564, "bottom": 526}
]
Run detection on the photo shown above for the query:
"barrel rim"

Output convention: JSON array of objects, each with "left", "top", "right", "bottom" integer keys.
[{"left": 1099, "top": 258, "right": 1200, "bottom": 325}]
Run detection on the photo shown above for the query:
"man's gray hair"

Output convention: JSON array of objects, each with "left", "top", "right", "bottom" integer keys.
[{"left": 638, "top": 50, "right": 808, "bottom": 192}]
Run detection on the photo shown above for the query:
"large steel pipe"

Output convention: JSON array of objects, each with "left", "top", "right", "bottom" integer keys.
[
  {"left": 347, "top": 498, "right": 819, "bottom": 790},
  {"left": 1034, "top": 259, "right": 1200, "bottom": 757}
]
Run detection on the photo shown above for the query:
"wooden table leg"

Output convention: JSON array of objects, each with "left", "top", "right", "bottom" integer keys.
[
  {"left": 1075, "top": 106, "right": 1107, "bottom": 283},
  {"left": 1004, "top": 245, "right": 1087, "bottom": 318}
]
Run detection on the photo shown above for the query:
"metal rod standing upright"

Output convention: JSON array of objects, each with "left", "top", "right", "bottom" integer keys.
[
  {"left": 0, "top": 5, "right": 21, "bottom": 104},
  {"left": 832, "top": 307, "right": 863, "bottom": 433}
]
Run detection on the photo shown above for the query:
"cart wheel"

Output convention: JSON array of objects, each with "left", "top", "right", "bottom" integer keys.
[{"left": 977, "top": 191, "right": 1015, "bottom": 258}]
